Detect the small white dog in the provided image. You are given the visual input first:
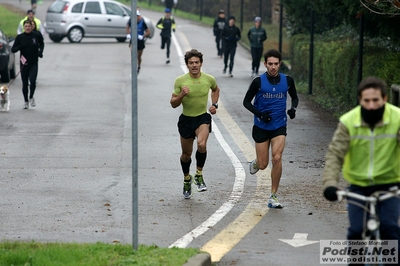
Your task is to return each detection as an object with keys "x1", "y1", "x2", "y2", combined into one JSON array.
[{"x1": 0, "y1": 85, "x2": 10, "y2": 112}]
